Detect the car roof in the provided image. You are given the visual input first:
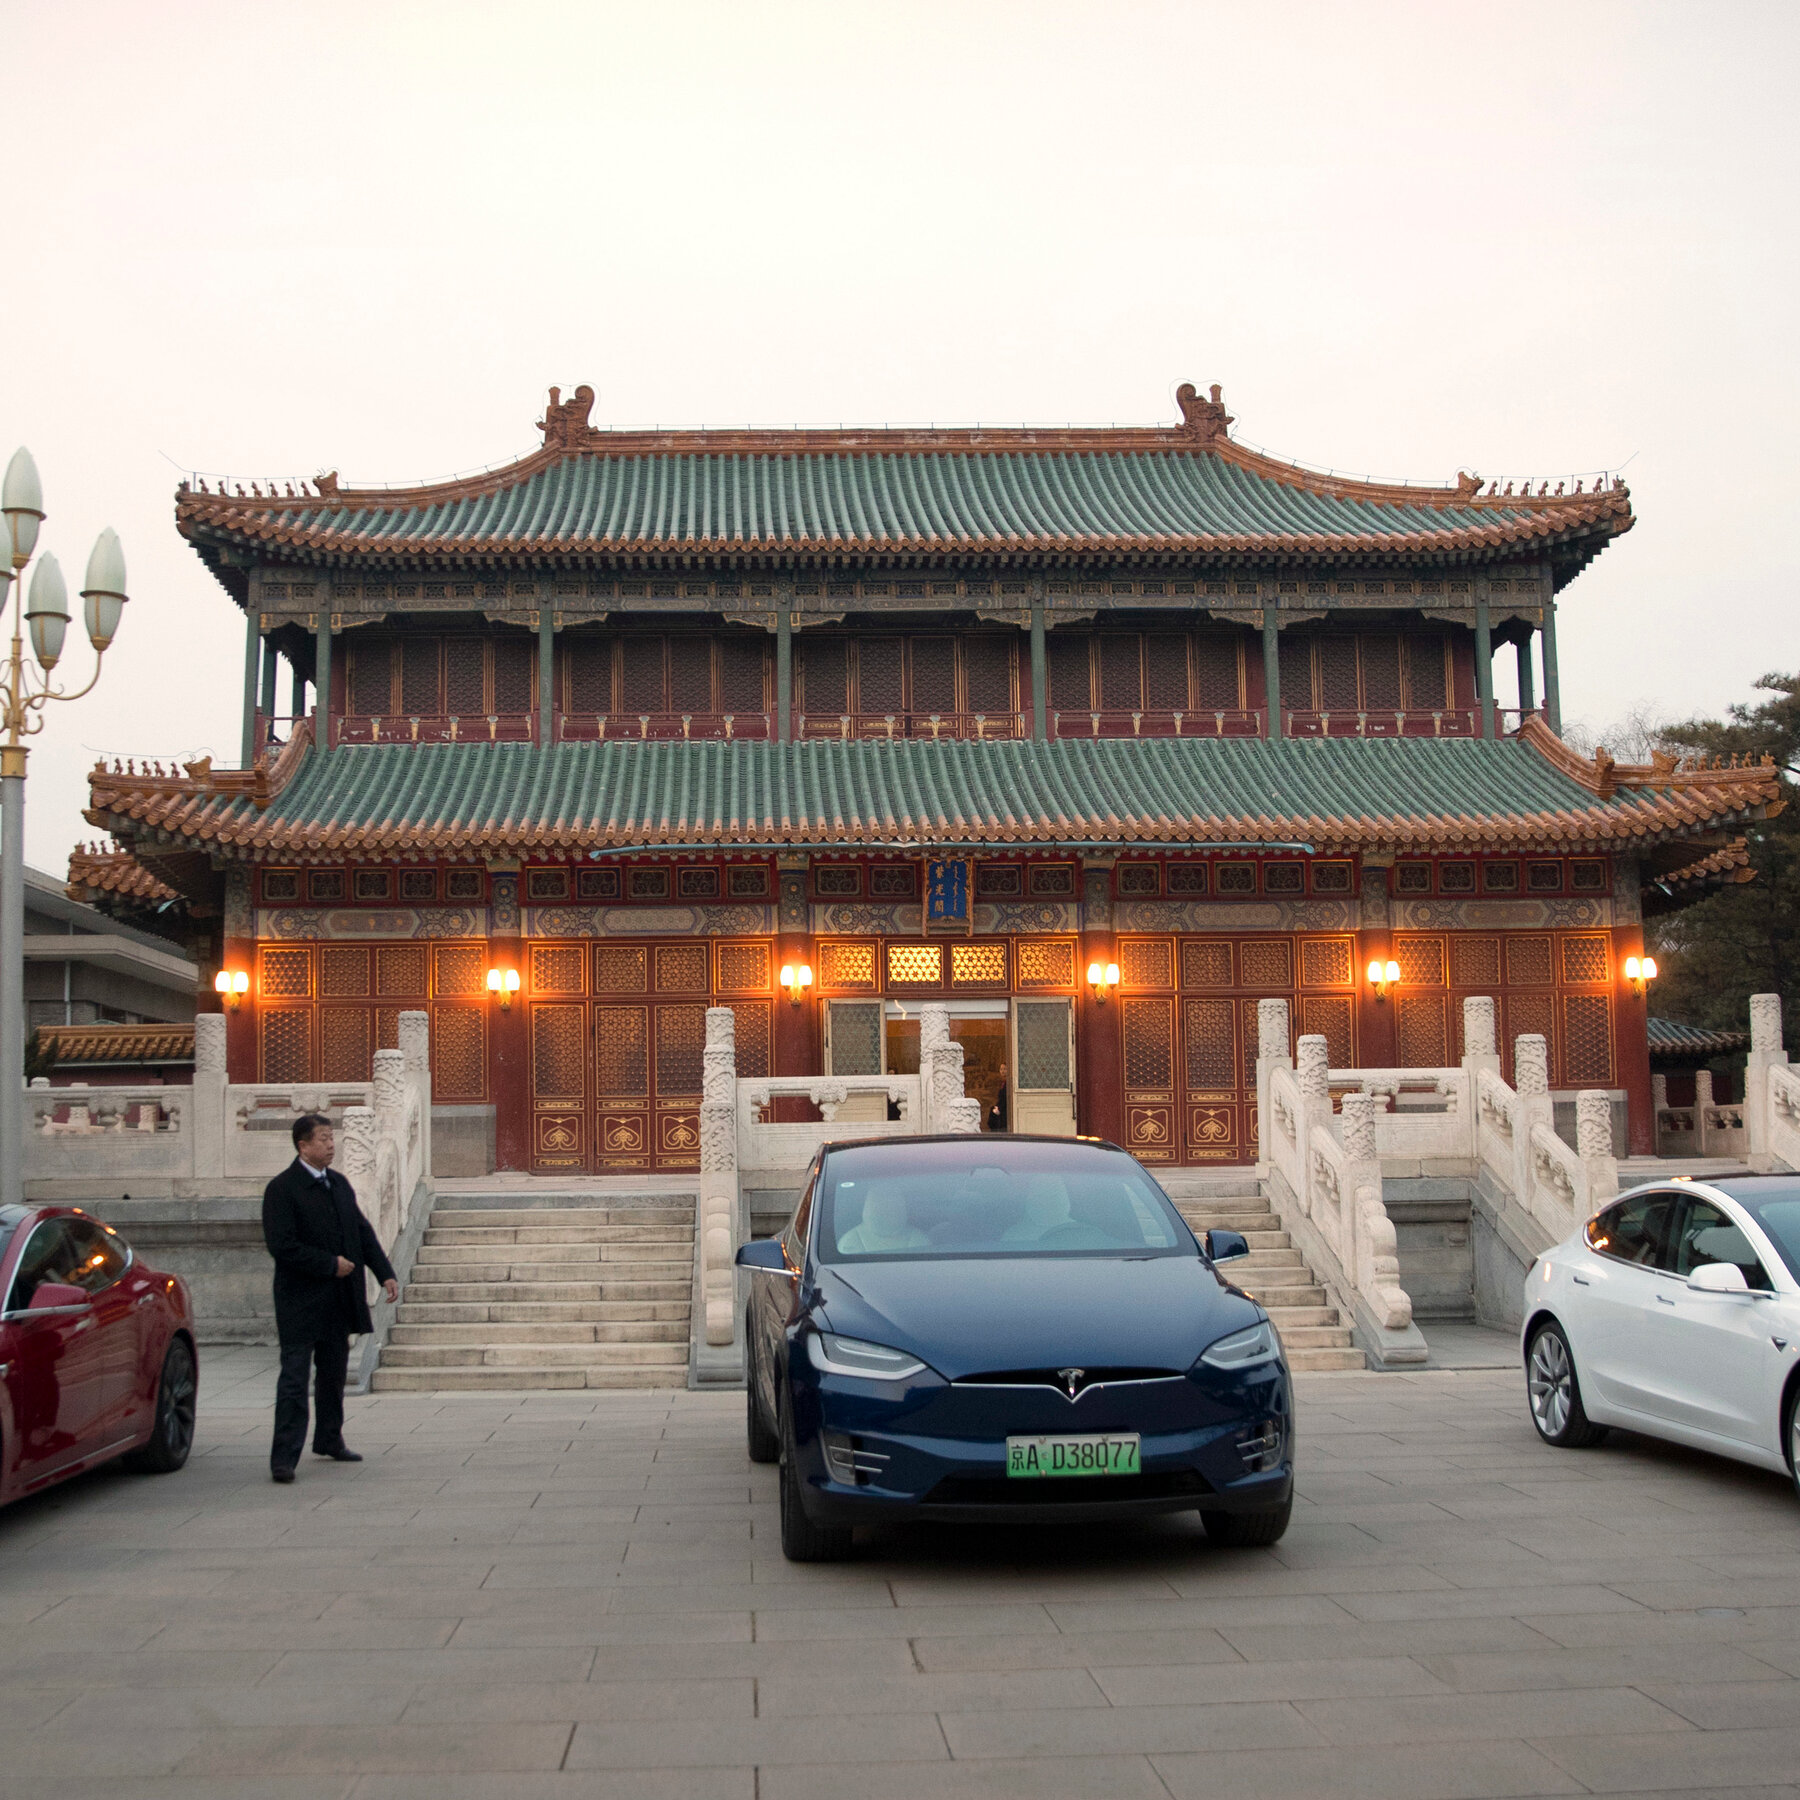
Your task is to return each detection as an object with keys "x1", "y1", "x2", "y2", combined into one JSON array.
[{"x1": 820, "y1": 1133, "x2": 1128, "y2": 1155}]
